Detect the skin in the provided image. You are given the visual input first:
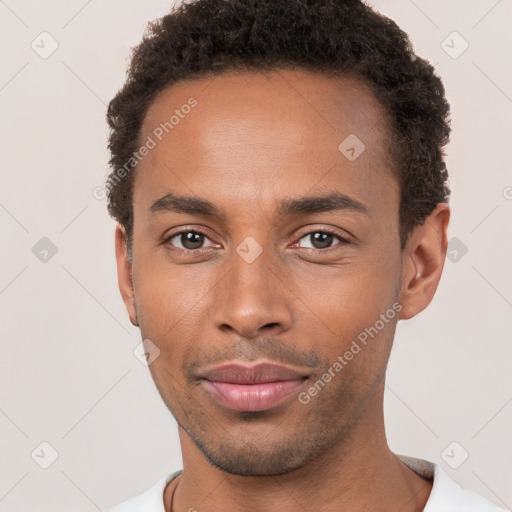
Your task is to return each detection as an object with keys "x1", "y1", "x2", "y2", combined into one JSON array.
[{"x1": 114, "y1": 69, "x2": 450, "y2": 512}]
